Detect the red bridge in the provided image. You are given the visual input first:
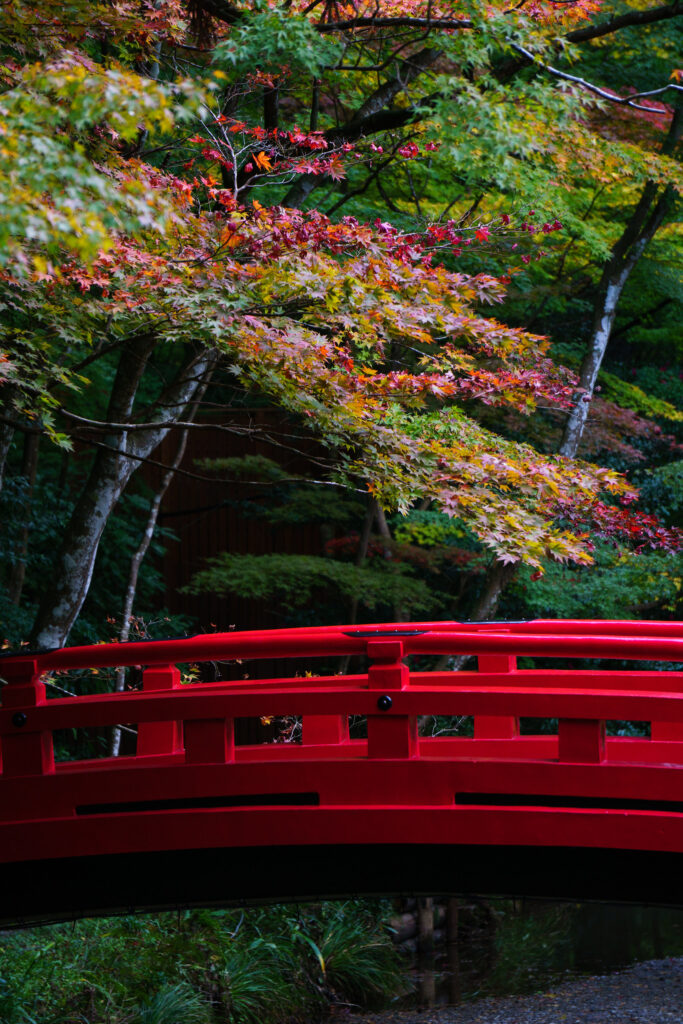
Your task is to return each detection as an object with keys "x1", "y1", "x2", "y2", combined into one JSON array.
[{"x1": 1, "y1": 618, "x2": 683, "y2": 926}]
